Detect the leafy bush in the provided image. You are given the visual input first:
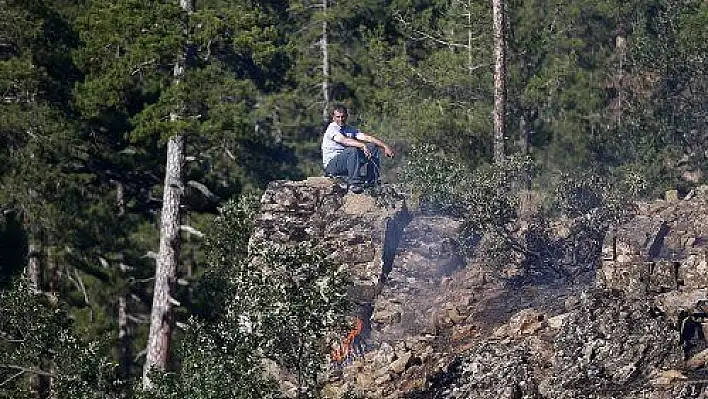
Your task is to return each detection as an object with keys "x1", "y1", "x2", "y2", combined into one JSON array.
[
  {"x1": 399, "y1": 143, "x2": 471, "y2": 215},
  {"x1": 458, "y1": 156, "x2": 534, "y2": 237},
  {"x1": 401, "y1": 146, "x2": 638, "y2": 278},
  {"x1": 0, "y1": 280, "x2": 120, "y2": 399},
  {"x1": 140, "y1": 196, "x2": 350, "y2": 399},
  {"x1": 254, "y1": 243, "x2": 350, "y2": 398}
]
